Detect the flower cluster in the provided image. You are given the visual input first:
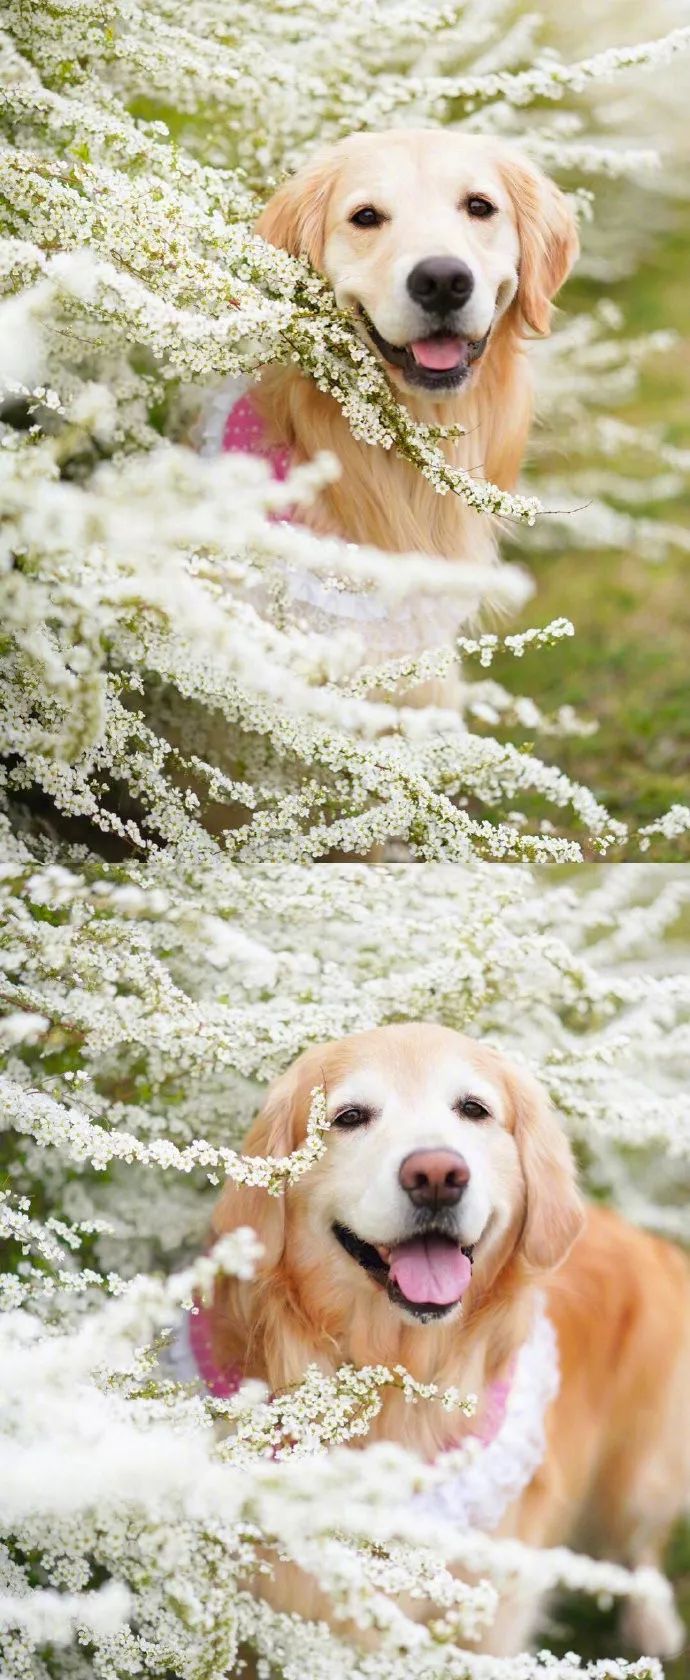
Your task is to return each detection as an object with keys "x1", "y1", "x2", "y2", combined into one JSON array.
[
  {"x1": 2, "y1": 851, "x2": 689, "y2": 1677},
  {"x1": 1, "y1": 0, "x2": 690, "y2": 1674},
  {"x1": 1, "y1": 1, "x2": 690, "y2": 860}
]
